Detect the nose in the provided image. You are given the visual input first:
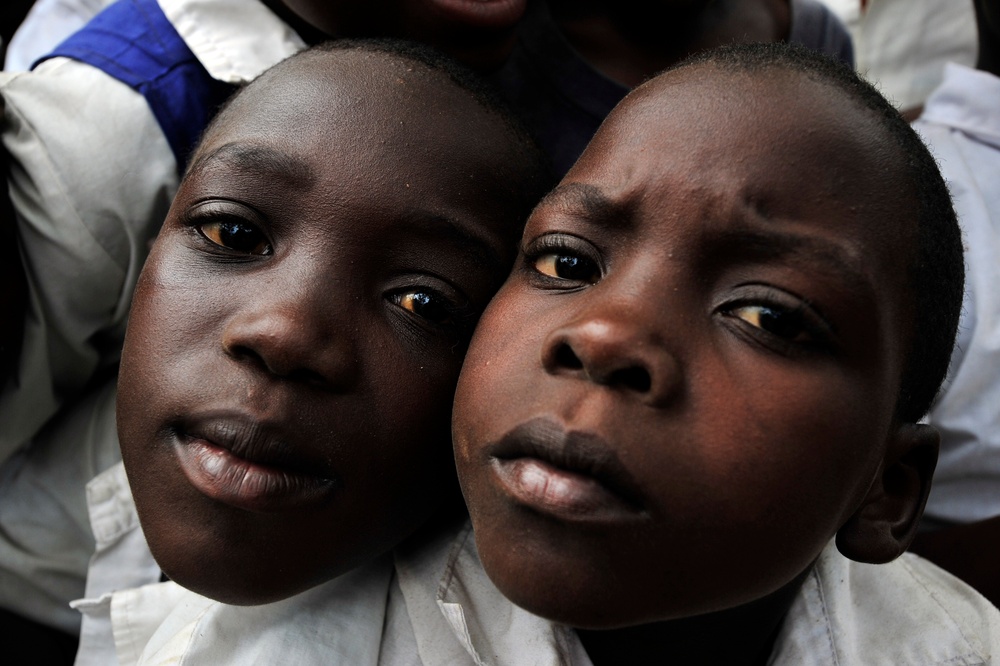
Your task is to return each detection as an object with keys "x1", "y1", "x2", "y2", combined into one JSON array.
[
  {"x1": 221, "y1": 289, "x2": 359, "y2": 390},
  {"x1": 542, "y1": 314, "x2": 680, "y2": 407}
]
